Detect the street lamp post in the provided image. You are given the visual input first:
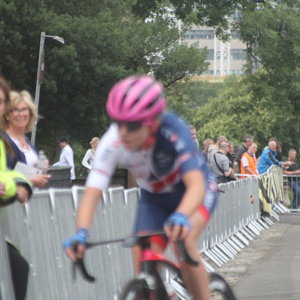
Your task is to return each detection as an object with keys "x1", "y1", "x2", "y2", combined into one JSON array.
[{"x1": 31, "y1": 32, "x2": 64, "y2": 146}]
